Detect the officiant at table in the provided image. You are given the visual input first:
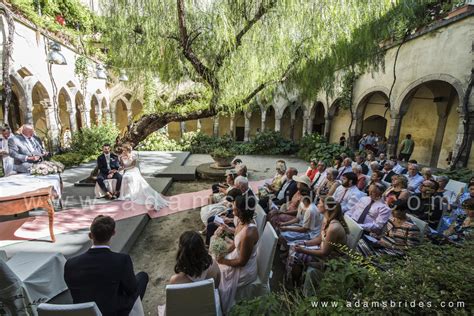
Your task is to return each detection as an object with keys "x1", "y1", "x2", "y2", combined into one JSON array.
[{"x1": 8, "y1": 124, "x2": 49, "y2": 174}]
